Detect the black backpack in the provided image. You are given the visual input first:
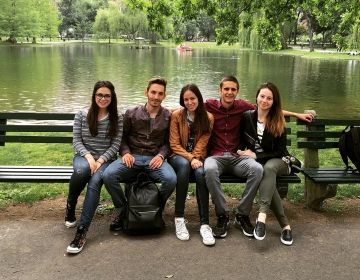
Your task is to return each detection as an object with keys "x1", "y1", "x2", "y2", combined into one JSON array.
[
  {"x1": 339, "y1": 126, "x2": 360, "y2": 172},
  {"x1": 122, "y1": 173, "x2": 164, "y2": 235}
]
